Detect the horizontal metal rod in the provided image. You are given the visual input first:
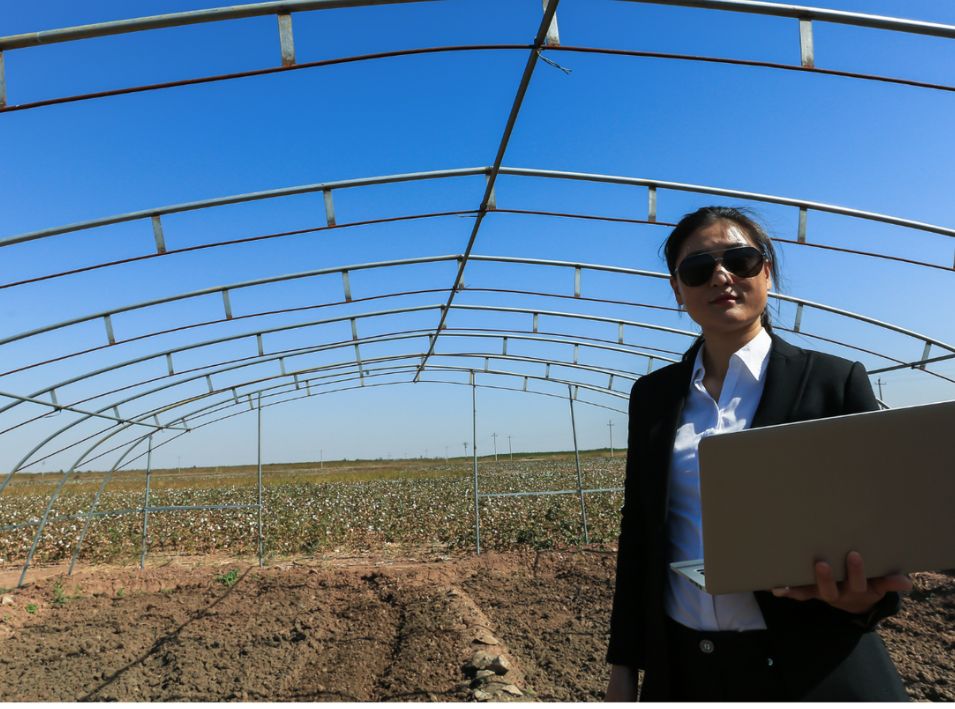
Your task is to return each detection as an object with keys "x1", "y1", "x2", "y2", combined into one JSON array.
[
  {"x1": 615, "y1": 0, "x2": 955, "y2": 39},
  {"x1": 478, "y1": 486, "x2": 624, "y2": 499},
  {"x1": 0, "y1": 0, "x2": 436, "y2": 50}
]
